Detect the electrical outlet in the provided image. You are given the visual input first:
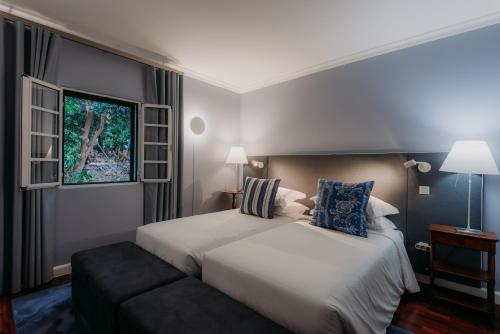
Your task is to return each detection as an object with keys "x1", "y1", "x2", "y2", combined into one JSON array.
[
  {"x1": 415, "y1": 241, "x2": 431, "y2": 252},
  {"x1": 419, "y1": 186, "x2": 430, "y2": 195}
]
